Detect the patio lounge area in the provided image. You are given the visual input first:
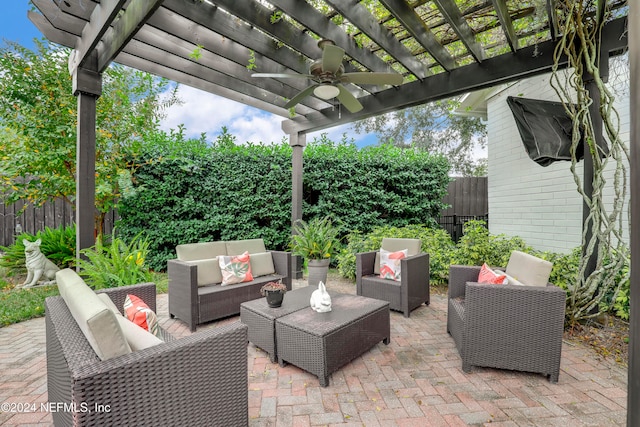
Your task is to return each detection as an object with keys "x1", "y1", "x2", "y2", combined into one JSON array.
[{"x1": 0, "y1": 277, "x2": 627, "y2": 427}]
